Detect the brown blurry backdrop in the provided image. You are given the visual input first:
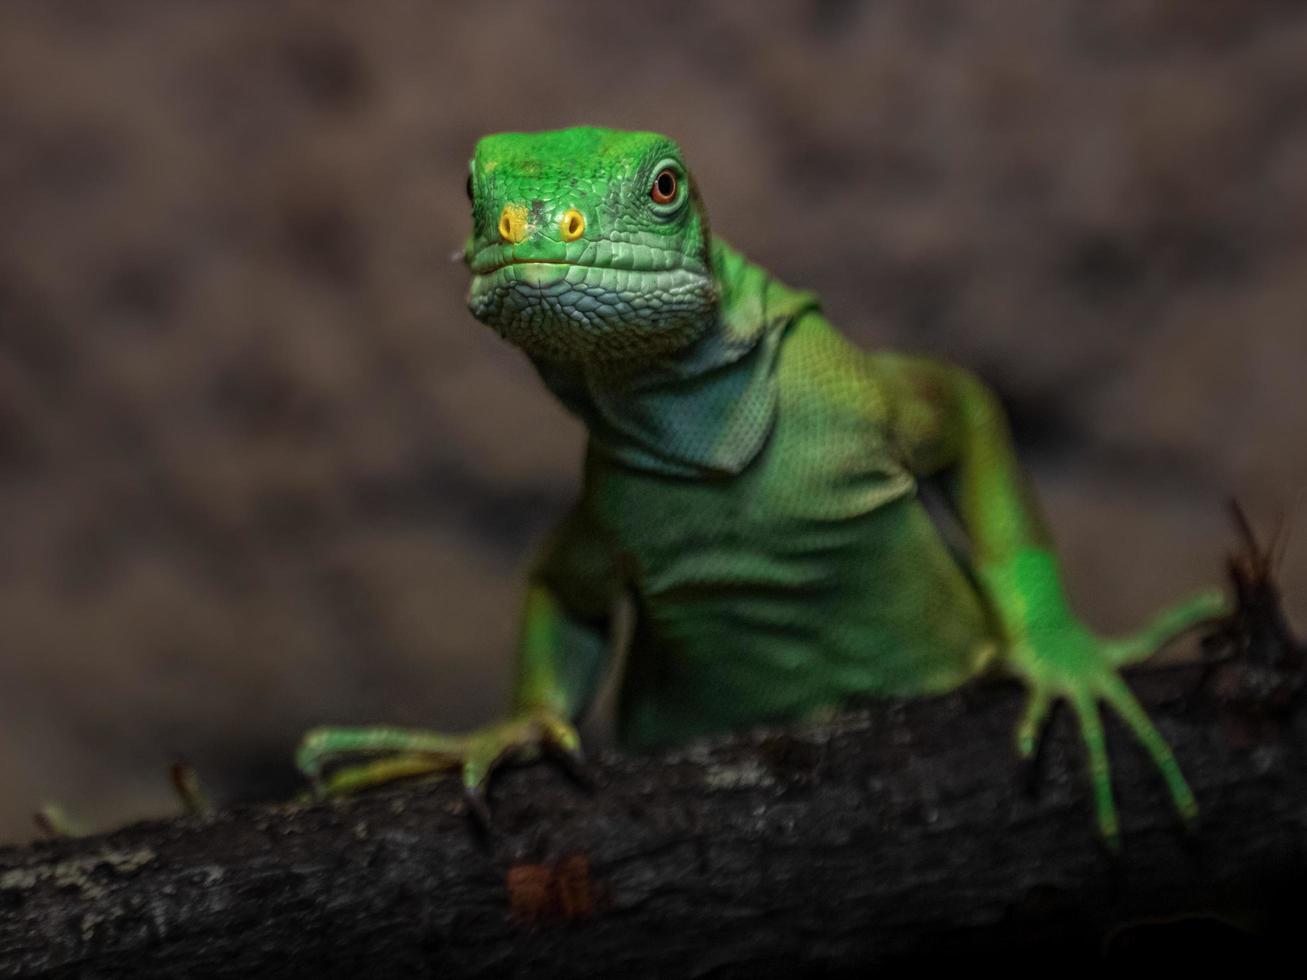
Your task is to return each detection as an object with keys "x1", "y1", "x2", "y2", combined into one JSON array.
[{"x1": 0, "y1": 0, "x2": 1304, "y2": 843}]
